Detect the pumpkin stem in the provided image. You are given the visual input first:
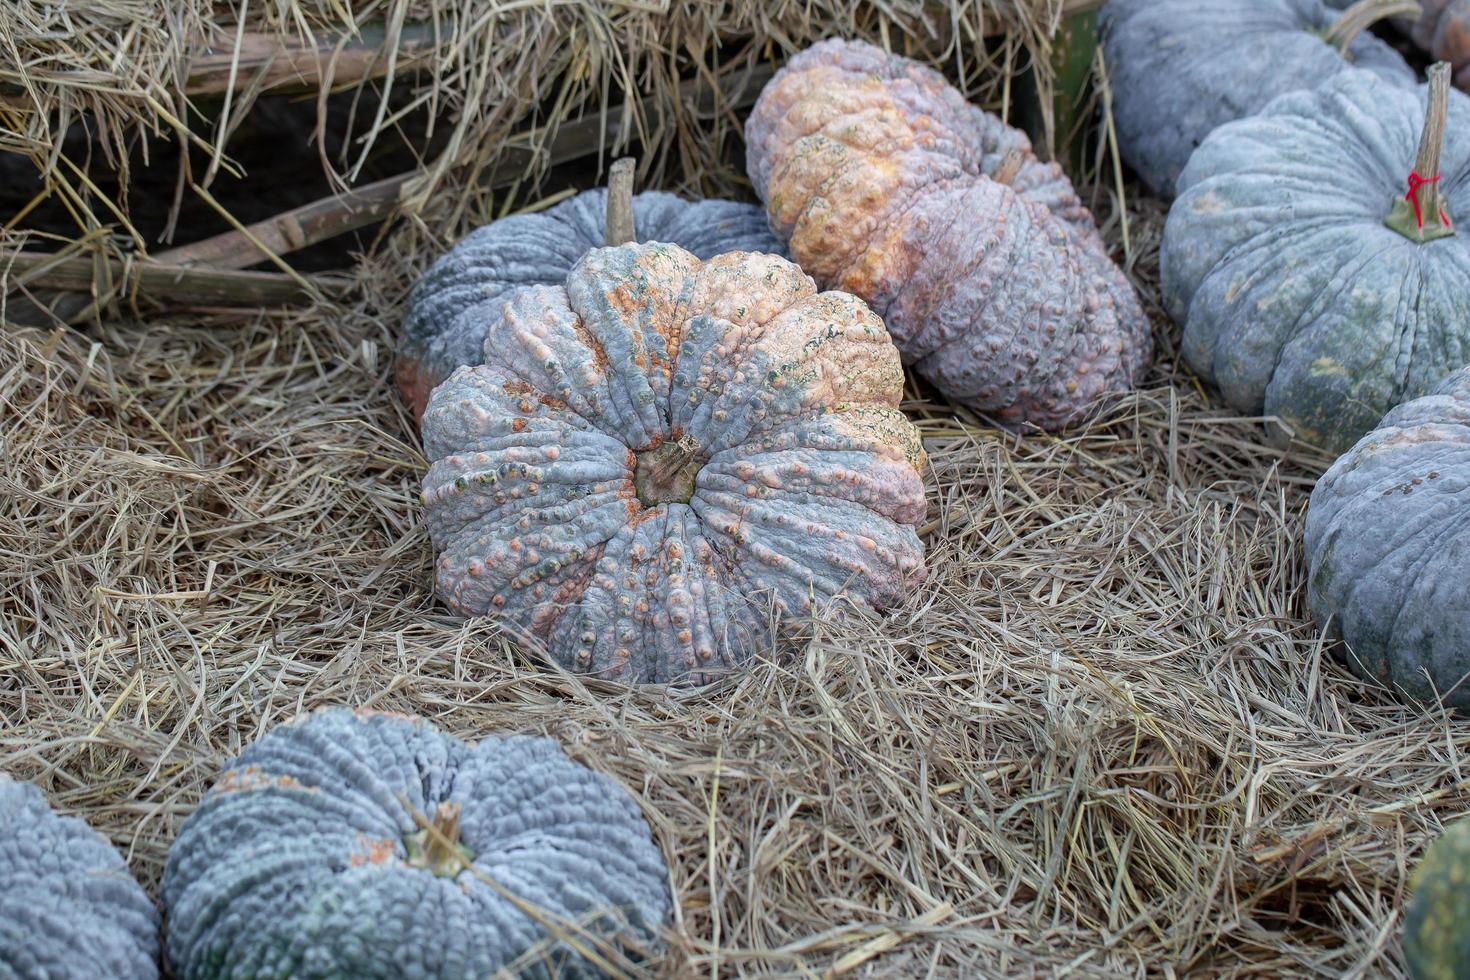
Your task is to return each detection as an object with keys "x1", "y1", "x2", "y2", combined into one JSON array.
[
  {"x1": 1386, "y1": 62, "x2": 1456, "y2": 243},
  {"x1": 634, "y1": 433, "x2": 703, "y2": 506},
  {"x1": 605, "y1": 156, "x2": 637, "y2": 246},
  {"x1": 1322, "y1": 0, "x2": 1422, "y2": 54},
  {"x1": 404, "y1": 801, "x2": 475, "y2": 879}
]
